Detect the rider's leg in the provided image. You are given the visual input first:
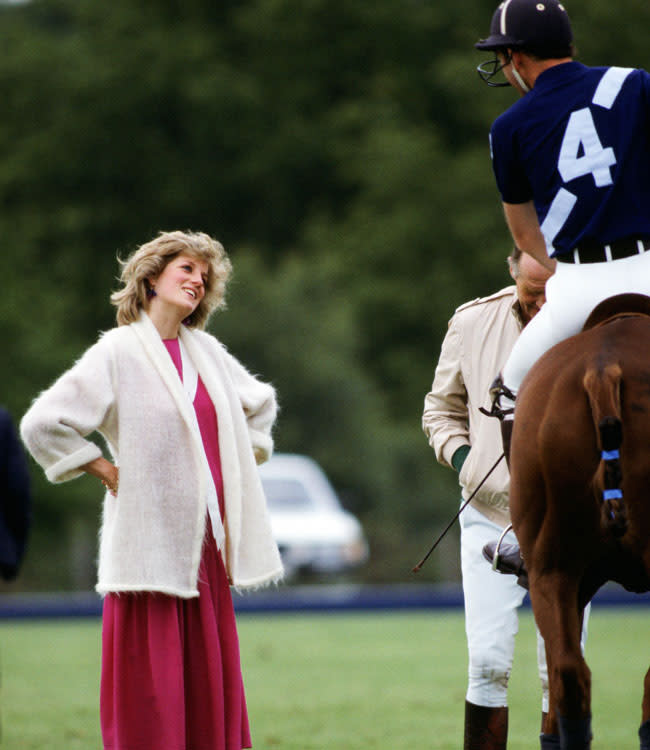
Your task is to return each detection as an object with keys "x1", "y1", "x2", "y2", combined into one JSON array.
[
  {"x1": 483, "y1": 303, "x2": 558, "y2": 585},
  {"x1": 487, "y1": 266, "x2": 592, "y2": 585},
  {"x1": 500, "y1": 298, "x2": 561, "y2": 413}
]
